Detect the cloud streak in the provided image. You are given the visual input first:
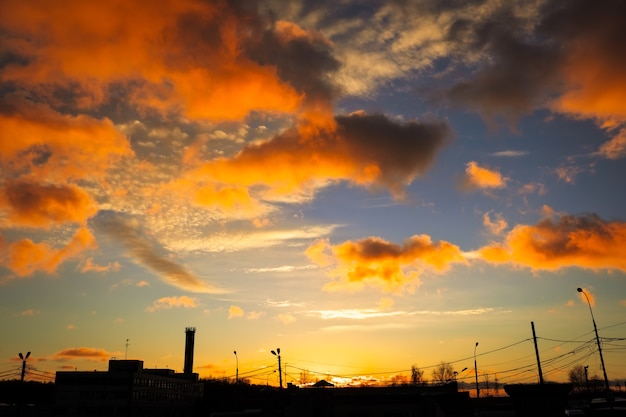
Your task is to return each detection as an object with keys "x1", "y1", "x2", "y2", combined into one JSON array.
[
  {"x1": 95, "y1": 214, "x2": 226, "y2": 293},
  {"x1": 52, "y1": 347, "x2": 116, "y2": 362}
]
